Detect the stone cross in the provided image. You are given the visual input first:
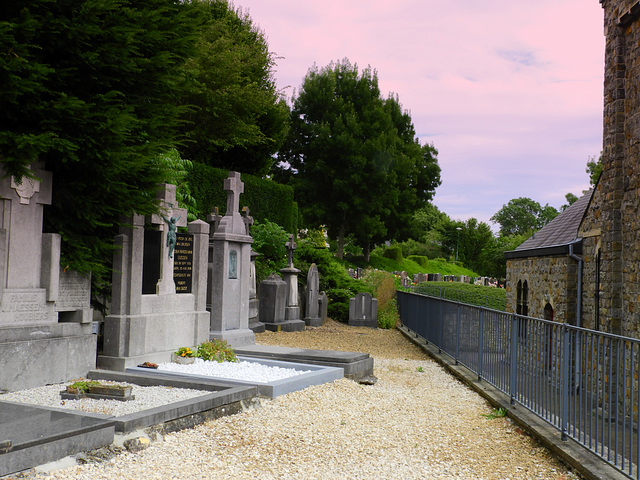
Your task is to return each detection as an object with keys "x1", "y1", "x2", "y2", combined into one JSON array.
[
  {"x1": 207, "y1": 207, "x2": 222, "y2": 234},
  {"x1": 224, "y1": 171, "x2": 244, "y2": 216},
  {"x1": 241, "y1": 206, "x2": 254, "y2": 236},
  {"x1": 285, "y1": 234, "x2": 297, "y2": 268}
]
